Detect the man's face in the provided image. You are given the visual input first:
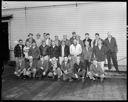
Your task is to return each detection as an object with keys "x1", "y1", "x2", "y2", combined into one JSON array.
[
  {"x1": 42, "y1": 41, "x2": 46, "y2": 46},
  {"x1": 62, "y1": 41, "x2": 65, "y2": 46},
  {"x1": 64, "y1": 57, "x2": 68, "y2": 62},
  {"x1": 73, "y1": 39, "x2": 77, "y2": 45},
  {"x1": 52, "y1": 41, "x2": 55, "y2": 46},
  {"x1": 72, "y1": 32, "x2": 76, "y2": 37},
  {"x1": 47, "y1": 35, "x2": 50, "y2": 39},
  {"x1": 26, "y1": 41, "x2": 30, "y2": 46},
  {"x1": 29, "y1": 35, "x2": 33, "y2": 38},
  {"x1": 55, "y1": 36, "x2": 58, "y2": 40},
  {"x1": 36, "y1": 35, "x2": 40, "y2": 39},
  {"x1": 95, "y1": 35, "x2": 99, "y2": 39},
  {"x1": 63, "y1": 35, "x2": 67, "y2": 40},
  {"x1": 107, "y1": 33, "x2": 111, "y2": 38},
  {"x1": 19, "y1": 41, "x2": 23, "y2": 45},
  {"x1": 32, "y1": 42, "x2": 36, "y2": 46},
  {"x1": 85, "y1": 35, "x2": 89, "y2": 39}
]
